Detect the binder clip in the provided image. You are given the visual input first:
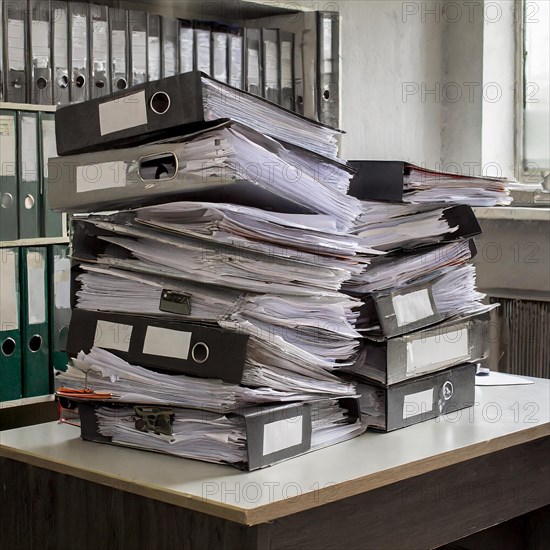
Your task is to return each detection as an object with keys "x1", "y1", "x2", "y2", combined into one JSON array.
[{"x1": 133, "y1": 406, "x2": 175, "y2": 436}]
